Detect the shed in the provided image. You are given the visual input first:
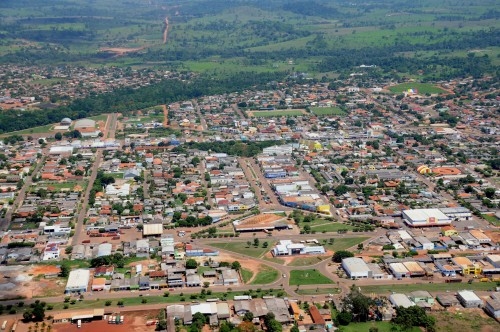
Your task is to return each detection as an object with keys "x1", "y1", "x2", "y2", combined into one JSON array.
[
  {"x1": 485, "y1": 297, "x2": 500, "y2": 318},
  {"x1": 216, "y1": 302, "x2": 230, "y2": 319}
]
